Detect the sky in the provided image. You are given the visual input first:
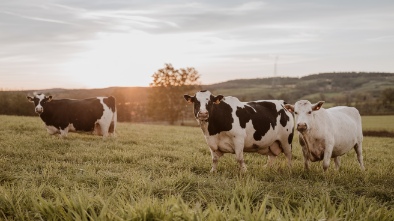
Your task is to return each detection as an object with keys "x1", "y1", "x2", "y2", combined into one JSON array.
[{"x1": 1, "y1": 0, "x2": 394, "y2": 90}]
